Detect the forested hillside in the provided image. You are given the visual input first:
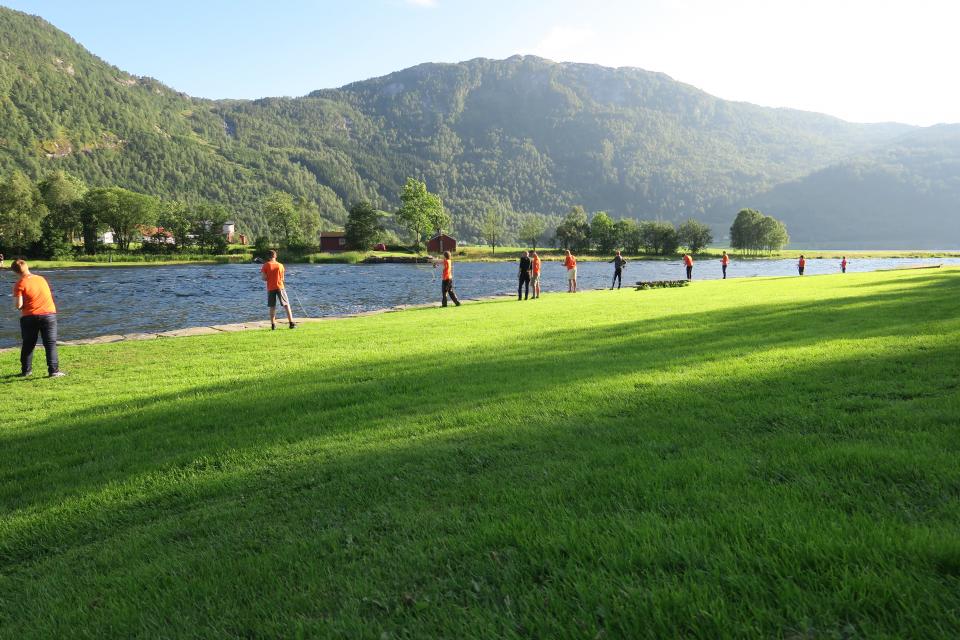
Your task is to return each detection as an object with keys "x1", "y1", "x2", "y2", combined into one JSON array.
[{"x1": 4, "y1": 5, "x2": 956, "y2": 246}]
